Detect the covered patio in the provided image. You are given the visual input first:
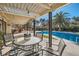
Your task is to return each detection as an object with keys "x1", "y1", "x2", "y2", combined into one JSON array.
[{"x1": 0, "y1": 3, "x2": 76, "y2": 56}]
